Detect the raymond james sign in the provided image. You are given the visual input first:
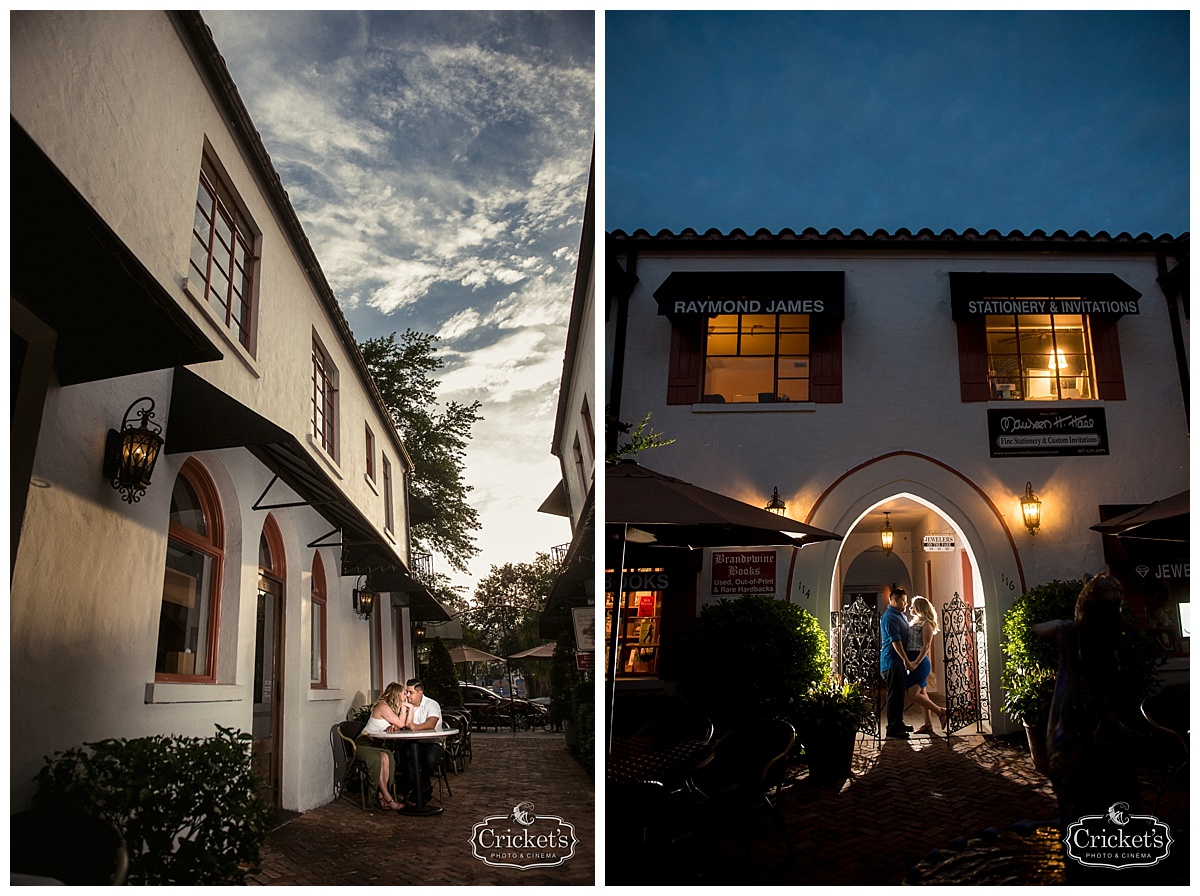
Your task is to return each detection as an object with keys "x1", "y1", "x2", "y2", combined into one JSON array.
[{"x1": 988, "y1": 408, "x2": 1109, "y2": 458}]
